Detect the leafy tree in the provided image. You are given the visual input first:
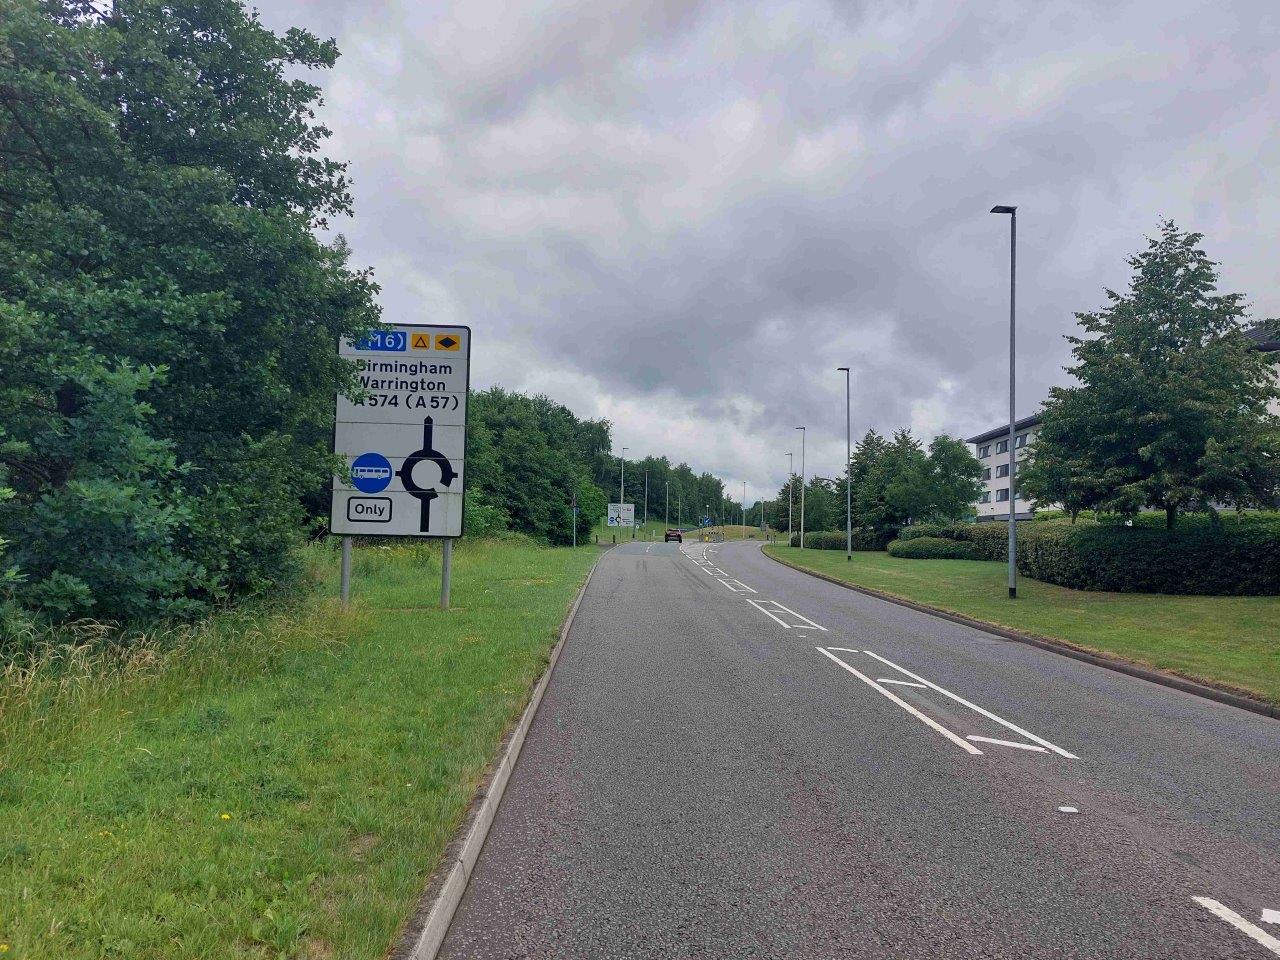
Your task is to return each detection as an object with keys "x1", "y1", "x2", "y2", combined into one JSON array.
[
  {"x1": 886, "y1": 436, "x2": 983, "y2": 523},
  {"x1": 1019, "y1": 221, "x2": 1280, "y2": 528},
  {"x1": 0, "y1": 0, "x2": 378, "y2": 621}
]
